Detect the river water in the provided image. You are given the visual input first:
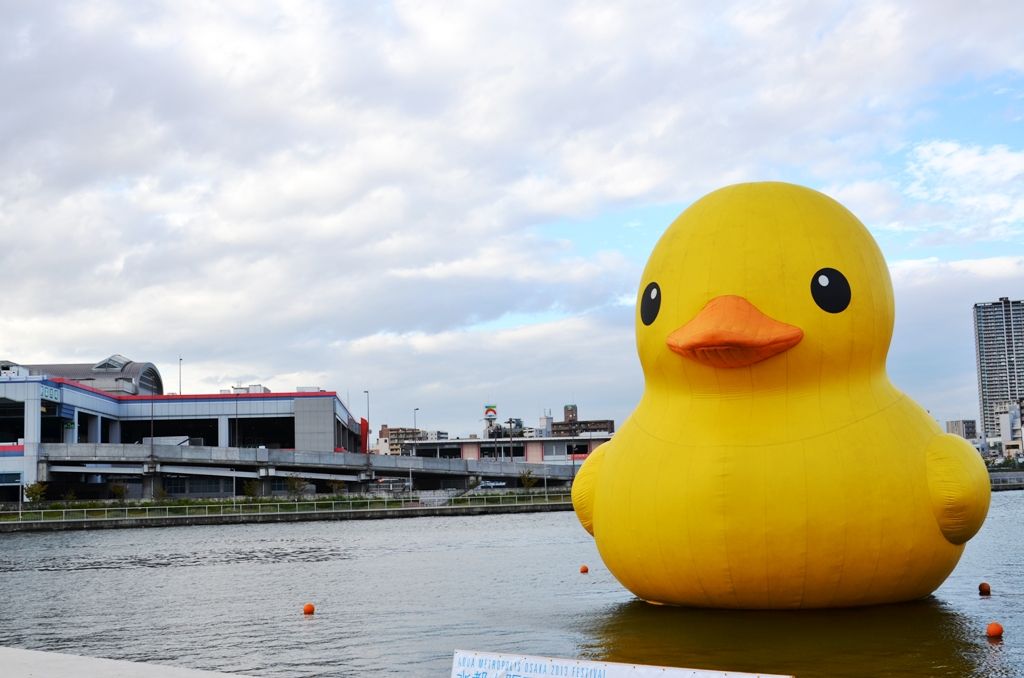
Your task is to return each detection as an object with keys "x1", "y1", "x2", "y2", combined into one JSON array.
[{"x1": 1, "y1": 493, "x2": 1022, "y2": 677}]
